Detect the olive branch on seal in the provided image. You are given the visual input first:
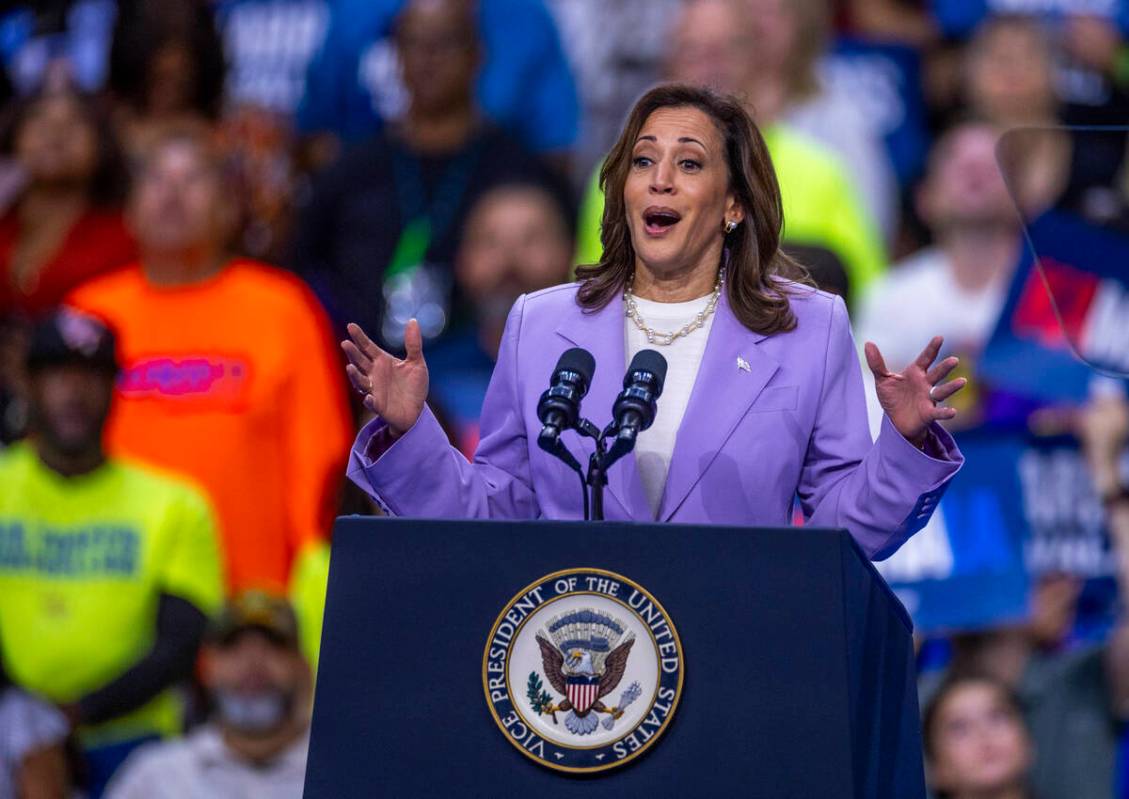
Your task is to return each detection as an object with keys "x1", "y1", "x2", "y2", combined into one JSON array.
[{"x1": 526, "y1": 671, "x2": 553, "y2": 714}]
